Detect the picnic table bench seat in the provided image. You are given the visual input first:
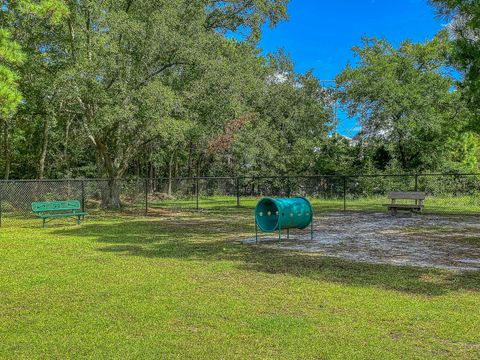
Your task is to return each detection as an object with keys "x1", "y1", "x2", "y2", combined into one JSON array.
[
  {"x1": 32, "y1": 200, "x2": 87, "y2": 227},
  {"x1": 384, "y1": 192, "x2": 426, "y2": 215}
]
